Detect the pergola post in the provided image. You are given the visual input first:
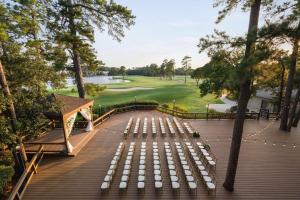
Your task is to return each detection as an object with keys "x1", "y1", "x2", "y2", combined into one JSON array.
[{"x1": 62, "y1": 116, "x2": 71, "y2": 153}]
